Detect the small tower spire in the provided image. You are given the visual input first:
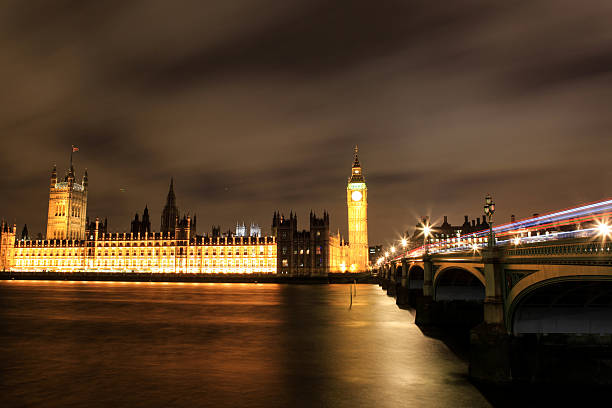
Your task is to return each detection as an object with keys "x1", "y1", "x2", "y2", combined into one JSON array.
[
  {"x1": 50, "y1": 164, "x2": 57, "y2": 188},
  {"x1": 349, "y1": 145, "x2": 364, "y2": 182},
  {"x1": 83, "y1": 168, "x2": 88, "y2": 190},
  {"x1": 166, "y1": 178, "x2": 176, "y2": 206}
]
